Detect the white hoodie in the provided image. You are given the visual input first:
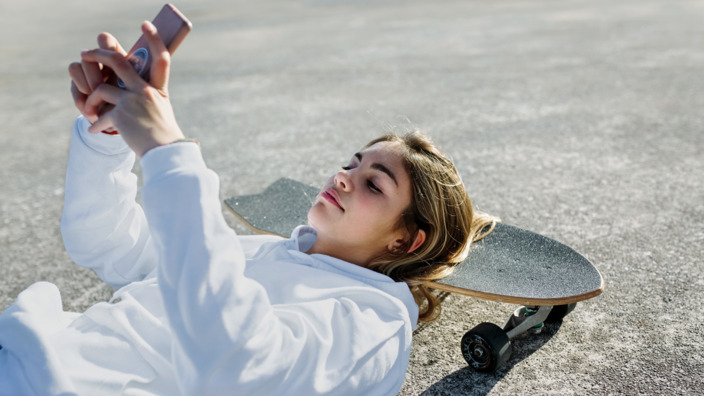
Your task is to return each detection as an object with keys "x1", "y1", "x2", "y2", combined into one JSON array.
[{"x1": 0, "y1": 117, "x2": 418, "y2": 396}]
